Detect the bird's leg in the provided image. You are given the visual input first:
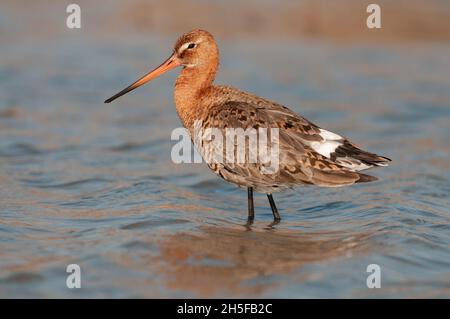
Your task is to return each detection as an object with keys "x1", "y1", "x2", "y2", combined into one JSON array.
[
  {"x1": 267, "y1": 193, "x2": 281, "y2": 221},
  {"x1": 247, "y1": 187, "x2": 255, "y2": 223}
]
